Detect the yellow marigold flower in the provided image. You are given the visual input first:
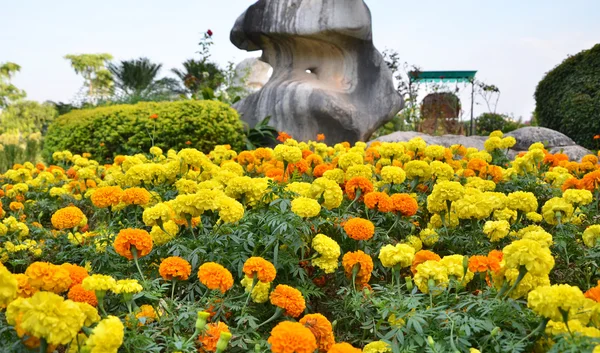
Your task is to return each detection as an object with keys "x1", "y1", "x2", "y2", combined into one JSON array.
[
  {"x1": 25, "y1": 262, "x2": 72, "y2": 293},
  {"x1": 379, "y1": 243, "x2": 415, "y2": 268},
  {"x1": 268, "y1": 321, "x2": 317, "y2": 353},
  {"x1": 503, "y1": 239, "x2": 554, "y2": 276},
  {"x1": 51, "y1": 206, "x2": 86, "y2": 230},
  {"x1": 286, "y1": 182, "x2": 312, "y2": 197},
  {"x1": 150, "y1": 220, "x2": 179, "y2": 246},
  {"x1": 583, "y1": 225, "x2": 600, "y2": 247},
  {"x1": 338, "y1": 152, "x2": 364, "y2": 170},
  {"x1": 323, "y1": 168, "x2": 346, "y2": 184},
  {"x1": 526, "y1": 212, "x2": 543, "y2": 223},
  {"x1": 430, "y1": 161, "x2": 455, "y2": 181},
  {"x1": 484, "y1": 136, "x2": 502, "y2": 152},
  {"x1": 546, "y1": 319, "x2": 600, "y2": 338},
  {"x1": 420, "y1": 228, "x2": 439, "y2": 247},
  {"x1": 82, "y1": 315, "x2": 124, "y2": 353},
  {"x1": 440, "y1": 254, "x2": 473, "y2": 285},
  {"x1": 542, "y1": 197, "x2": 574, "y2": 225},
  {"x1": 312, "y1": 234, "x2": 341, "y2": 274},
  {"x1": 243, "y1": 257, "x2": 277, "y2": 283},
  {"x1": 291, "y1": 197, "x2": 321, "y2": 218},
  {"x1": 122, "y1": 187, "x2": 151, "y2": 206},
  {"x1": 506, "y1": 191, "x2": 538, "y2": 213},
  {"x1": 142, "y1": 202, "x2": 174, "y2": 227},
  {"x1": 76, "y1": 302, "x2": 101, "y2": 326},
  {"x1": 113, "y1": 279, "x2": 143, "y2": 294},
  {"x1": 0, "y1": 263, "x2": 18, "y2": 307},
  {"x1": 198, "y1": 262, "x2": 234, "y2": 293},
  {"x1": 404, "y1": 160, "x2": 432, "y2": 180},
  {"x1": 407, "y1": 137, "x2": 427, "y2": 152},
  {"x1": 273, "y1": 144, "x2": 302, "y2": 163},
  {"x1": 91, "y1": 186, "x2": 124, "y2": 208},
  {"x1": 483, "y1": 220, "x2": 511, "y2": 242},
  {"x1": 82, "y1": 274, "x2": 117, "y2": 292},
  {"x1": 405, "y1": 235, "x2": 423, "y2": 251},
  {"x1": 344, "y1": 217, "x2": 375, "y2": 241},
  {"x1": 309, "y1": 177, "x2": 343, "y2": 210},
  {"x1": 216, "y1": 196, "x2": 245, "y2": 223},
  {"x1": 563, "y1": 189, "x2": 593, "y2": 206},
  {"x1": 269, "y1": 284, "x2": 306, "y2": 318},
  {"x1": 380, "y1": 166, "x2": 406, "y2": 184},
  {"x1": 6, "y1": 291, "x2": 86, "y2": 345},
  {"x1": 240, "y1": 276, "x2": 271, "y2": 303},
  {"x1": 527, "y1": 284, "x2": 588, "y2": 322},
  {"x1": 363, "y1": 341, "x2": 392, "y2": 353},
  {"x1": 345, "y1": 164, "x2": 373, "y2": 181},
  {"x1": 414, "y1": 260, "x2": 448, "y2": 295}
]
